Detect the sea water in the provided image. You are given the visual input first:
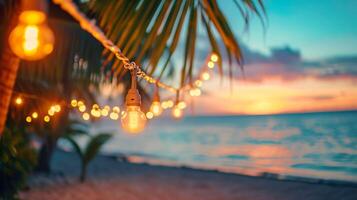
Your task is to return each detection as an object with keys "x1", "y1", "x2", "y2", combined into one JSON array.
[{"x1": 73, "y1": 111, "x2": 357, "y2": 182}]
